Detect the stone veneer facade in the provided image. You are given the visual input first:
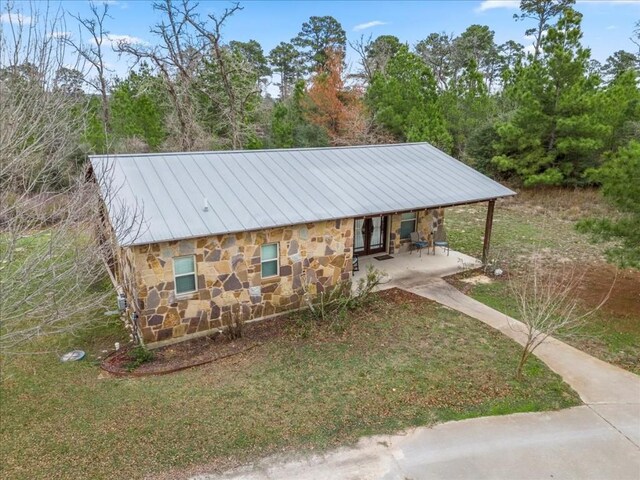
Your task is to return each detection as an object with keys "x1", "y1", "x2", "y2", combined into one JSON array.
[
  {"x1": 388, "y1": 208, "x2": 444, "y2": 254},
  {"x1": 122, "y1": 209, "x2": 444, "y2": 347},
  {"x1": 124, "y1": 219, "x2": 353, "y2": 346}
]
